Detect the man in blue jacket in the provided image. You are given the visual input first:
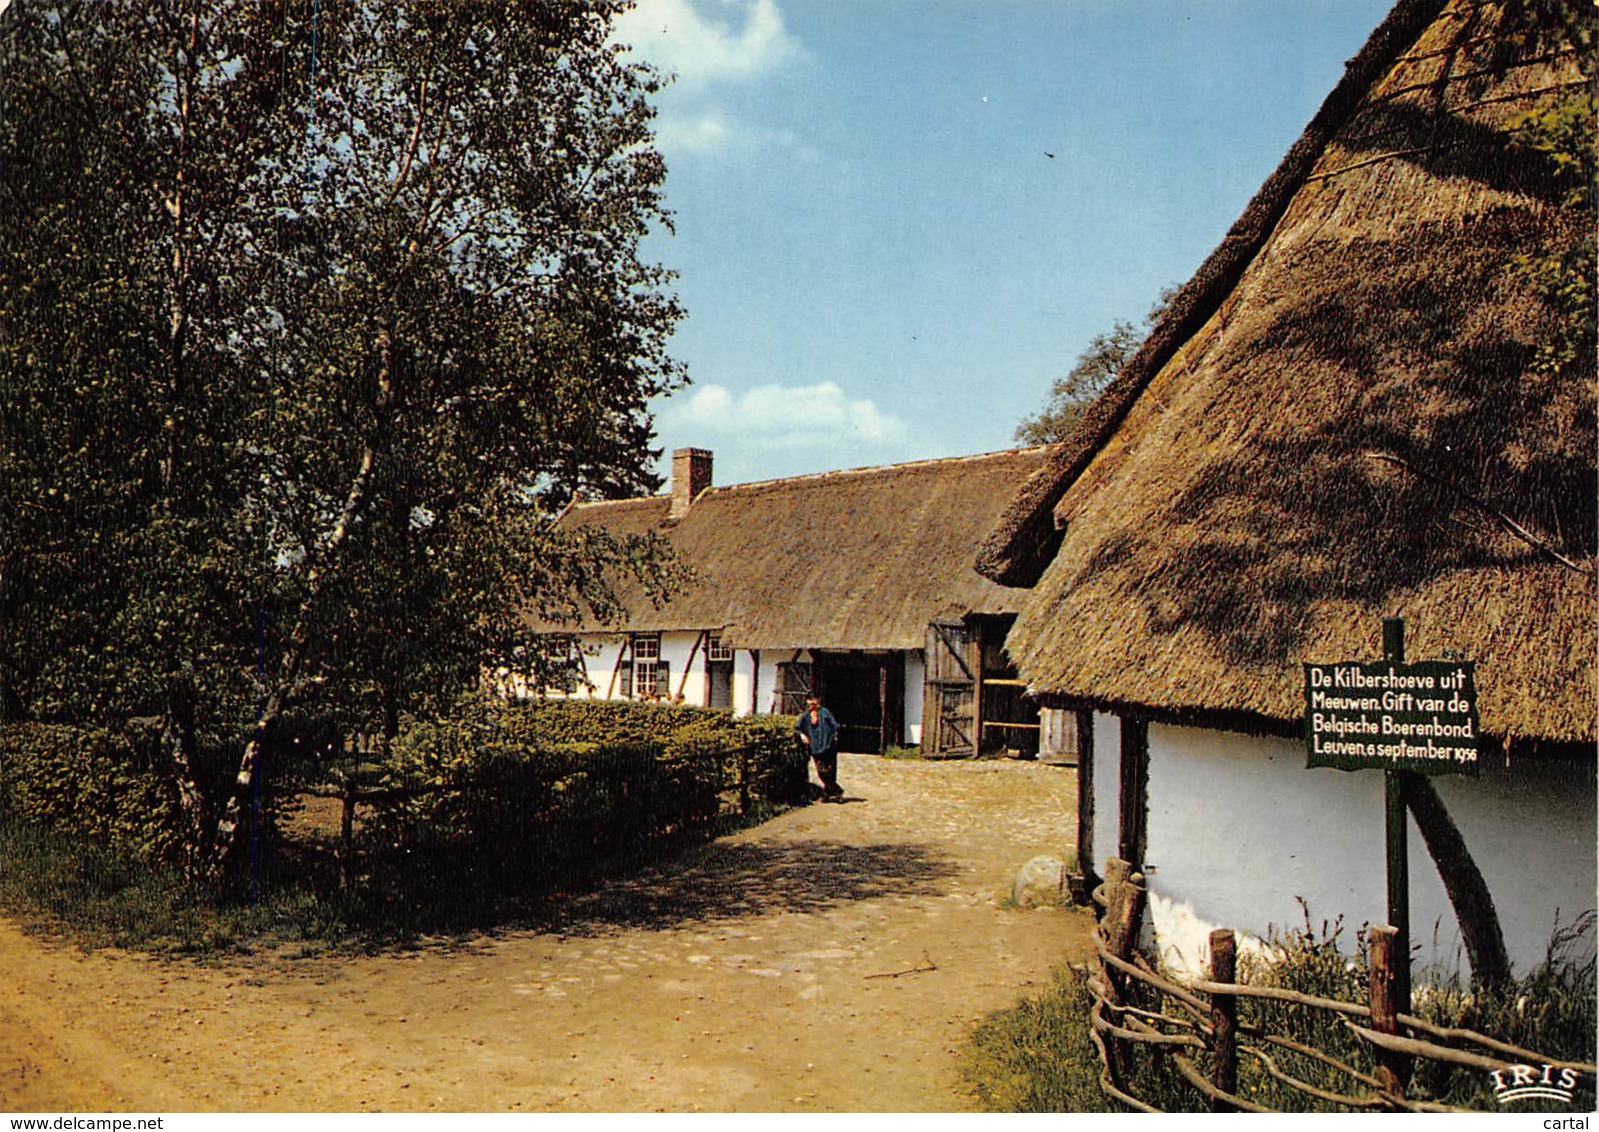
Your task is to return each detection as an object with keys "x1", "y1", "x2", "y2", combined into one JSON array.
[{"x1": 795, "y1": 694, "x2": 844, "y2": 802}]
